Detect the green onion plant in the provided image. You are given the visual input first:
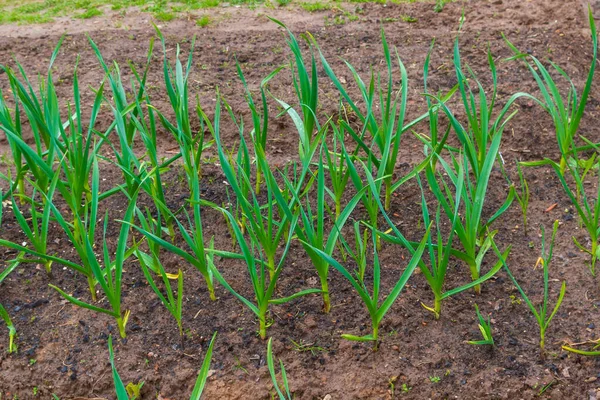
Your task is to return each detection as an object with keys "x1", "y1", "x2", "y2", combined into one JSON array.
[
  {"x1": 305, "y1": 225, "x2": 430, "y2": 351},
  {"x1": 503, "y1": 8, "x2": 598, "y2": 175},
  {"x1": 108, "y1": 332, "x2": 217, "y2": 399},
  {"x1": 0, "y1": 256, "x2": 21, "y2": 353},
  {"x1": 269, "y1": 18, "x2": 321, "y2": 168},
  {"x1": 506, "y1": 12, "x2": 600, "y2": 273},
  {"x1": 267, "y1": 338, "x2": 293, "y2": 400},
  {"x1": 49, "y1": 187, "x2": 140, "y2": 338},
  {"x1": 209, "y1": 203, "x2": 319, "y2": 339},
  {"x1": 0, "y1": 37, "x2": 66, "y2": 201},
  {"x1": 134, "y1": 208, "x2": 184, "y2": 337},
  {"x1": 417, "y1": 172, "x2": 509, "y2": 319},
  {"x1": 424, "y1": 140, "x2": 513, "y2": 294},
  {"x1": 492, "y1": 221, "x2": 565, "y2": 351},
  {"x1": 467, "y1": 304, "x2": 494, "y2": 346},
  {"x1": 210, "y1": 99, "x2": 291, "y2": 280},
  {"x1": 311, "y1": 30, "x2": 455, "y2": 211},
  {"x1": 288, "y1": 149, "x2": 366, "y2": 313}
]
